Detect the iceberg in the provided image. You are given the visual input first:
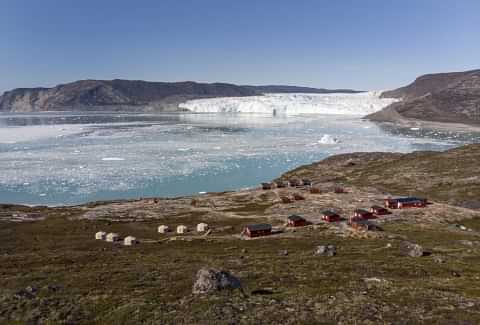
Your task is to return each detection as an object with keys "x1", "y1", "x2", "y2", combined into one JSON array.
[
  {"x1": 179, "y1": 92, "x2": 397, "y2": 116},
  {"x1": 318, "y1": 134, "x2": 340, "y2": 144}
]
